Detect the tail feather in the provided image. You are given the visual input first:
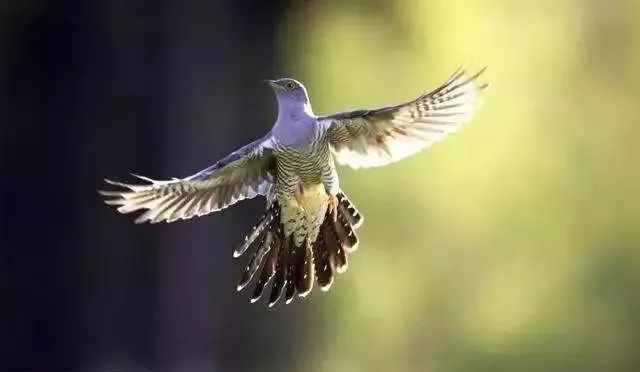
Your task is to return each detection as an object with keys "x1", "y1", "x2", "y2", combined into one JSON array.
[
  {"x1": 285, "y1": 243, "x2": 301, "y2": 304},
  {"x1": 296, "y1": 244, "x2": 315, "y2": 297},
  {"x1": 312, "y1": 225, "x2": 334, "y2": 291},
  {"x1": 237, "y1": 228, "x2": 273, "y2": 291},
  {"x1": 337, "y1": 192, "x2": 363, "y2": 229},
  {"x1": 332, "y1": 209, "x2": 359, "y2": 253},
  {"x1": 234, "y1": 205, "x2": 277, "y2": 258},
  {"x1": 236, "y1": 204, "x2": 279, "y2": 291},
  {"x1": 239, "y1": 192, "x2": 364, "y2": 306},
  {"x1": 268, "y1": 234, "x2": 290, "y2": 307},
  {"x1": 322, "y1": 218, "x2": 348, "y2": 274},
  {"x1": 250, "y1": 226, "x2": 281, "y2": 303}
]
